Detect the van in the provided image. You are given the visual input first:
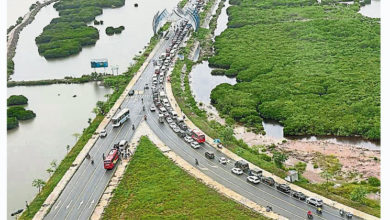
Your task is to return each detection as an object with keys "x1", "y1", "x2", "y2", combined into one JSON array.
[
  {"x1": 234, "y1": 160, "x2": 249, "y2": 172},
  {"x1": 160, "y1": 53, "x2": 166, "y2": 60},
  {"x1": 250, "y1": 167, "x2": 263, "y2": 177},
  {"x1": 160, "y1": 107, "x2": 167, "y2": 113},
  {"x1": 162, "y1": 98, "x2": 169, "y2": 106}
]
